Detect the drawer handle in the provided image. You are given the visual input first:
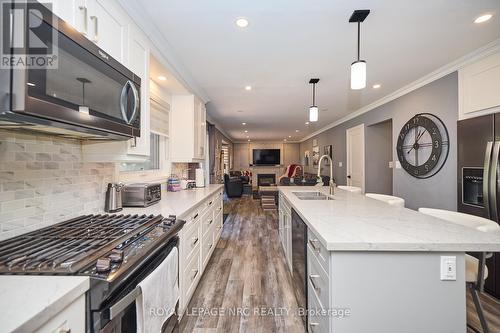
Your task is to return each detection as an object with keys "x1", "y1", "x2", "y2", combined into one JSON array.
[
  {"x1": 193, "y1": 213, "x2": 199, "y2": 220},
  {"x1": 208, "y1": 219, "x2": 213, "y2": 225},
  {"x1": 309, "y1": 322, "x2": 319, "y2": 332},
  {"x1": 191, "y1": 269, "x2": 199, "y2": 281},
  {"x1": 309, "y1": 239, "x2": 321, "y2": 252},
  {"x1": 192, "y1": 237, "x2": 199, "y2": 246},
  {"x1": 59, "y1": 329, "x2": 71, "y2": 333},
  {"x1": 309, "y1": 274, "x2": 321, "y2": 292},
  {"x1": 209, "y1": 201, "x2": 213, "y2": 206},
  {"x1": 209, "y1": 243, "x2": 213, "y2": 249}
]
